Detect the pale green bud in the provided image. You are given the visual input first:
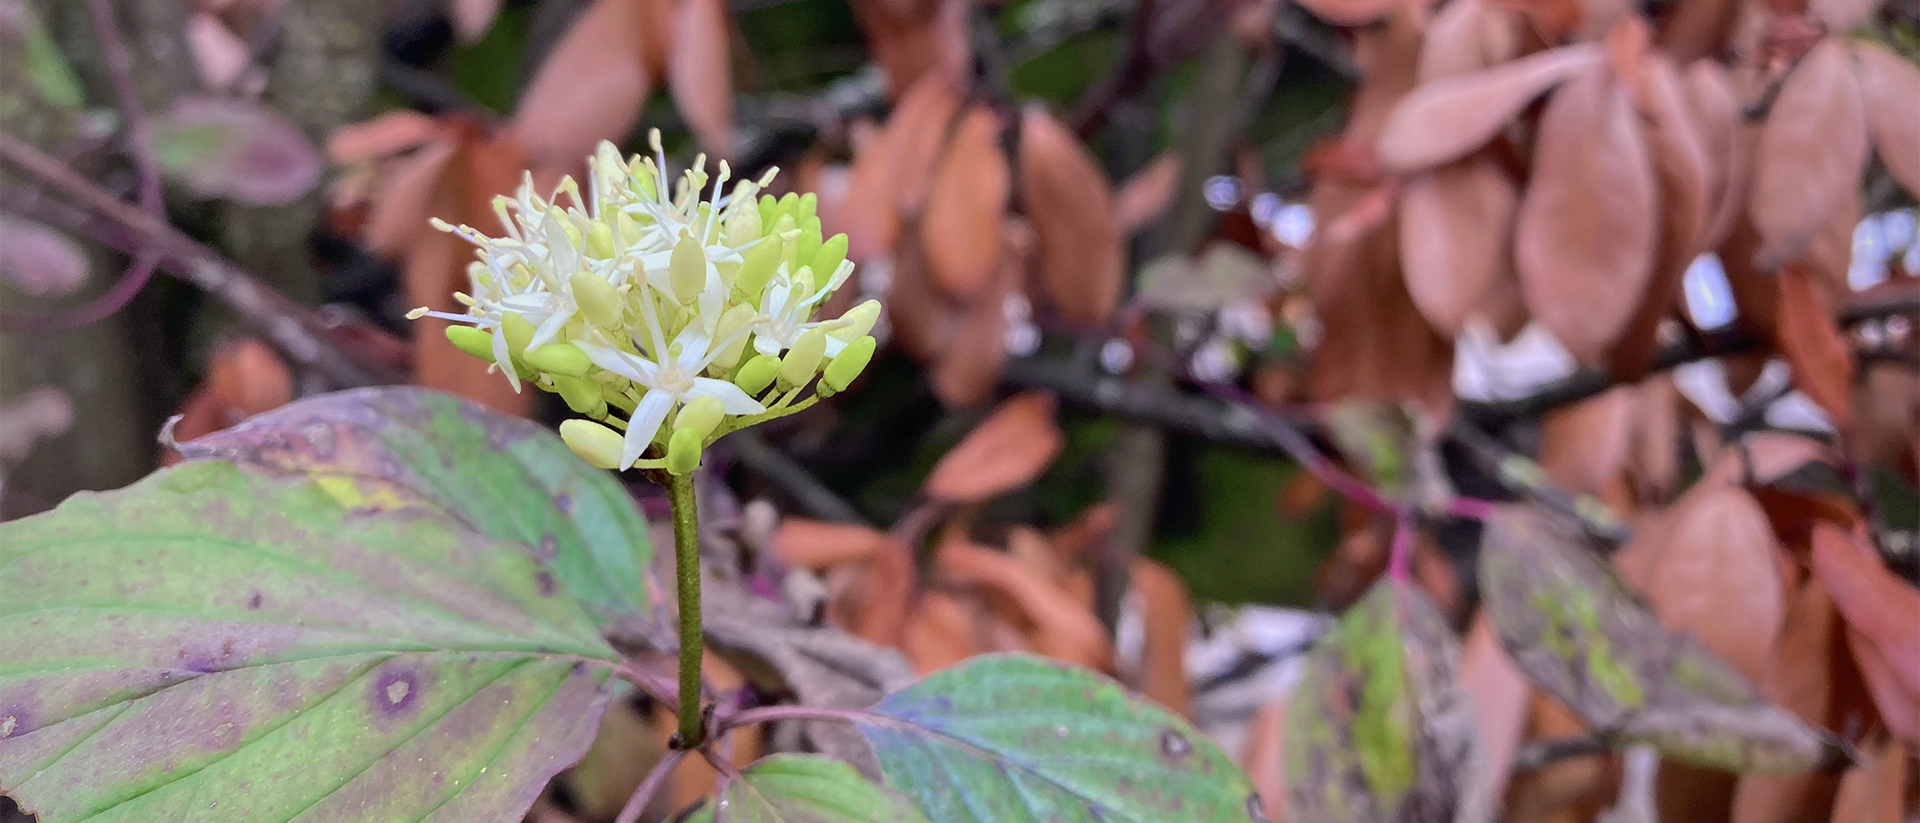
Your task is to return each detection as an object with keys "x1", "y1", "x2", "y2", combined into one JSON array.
[
  {"x1": 812, "y1": 233, "x2": 849, "y2": 279},
  {"x1": 709, "y1": 329, "x2": 750, "y2": 371},
  {"x1": 822, "y1": 334, "x2": 876, "y2": 394},
  {"x1": 524, "y1": 342, "x2": 592, "y2": 377},
  {"x1": 572, "y1": 270, "x2": 624, "y2": 328},
  {"x1": 790, "y1": 266, "x2": 816, "y2": 300},
  {"x1": 735, "y1": 353, "x2": 781, "y2": 396},
  {"x1": 670, "y1": 233, "x2": 707, "y2": 302},
  {"x1": 725, "y1": 205, "x2": 763, "y2": 248},
  {"x1": 551, "y1": 374, "x2": 608, "y2": 417},
  {"x1": 674, "y1": 396, "x2": 725, "y2": 439},
  {"x1": 735, "y1": 237, "x2": 781, "y2": 300},
  {"x1": 796, "y1": 216, "x2": 823, "y2": 274},
  {"x1": 586, "y1": 222, "x2": 616, "y2": 258},
  {"x1": 758, "y1": 194, "x2": 776, "y2": 229},
  {"x1": 630, "y1": 159, "x2": 657, "y2": 199},
  {"x1": 775, "y1": 192, "x2": 800, "y2": 223},
  {"x1": 501, "y1": 313, "x2": 535, "y2": 358},
  {"x1": 666, "y1": 427, "x2": 702, "y2": 476},
  {"x1": 445, "y1": 325, "x2": 494, "y2": 361},
  {"x1": 561, "y1": 419, "x2": 626, "y2": 470},
  {"x1": 780, "y1": 328, "x2": 827, "y2": 387},
  {"x1": 830, "y1": 298, "x2": 881, "y2": 342},
  {"x1": 797, "y1": 192, "x2": 818, "y2": 223},
  {"x1": 772, "y1": 214, "x2": 798, "y2": 270}
]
